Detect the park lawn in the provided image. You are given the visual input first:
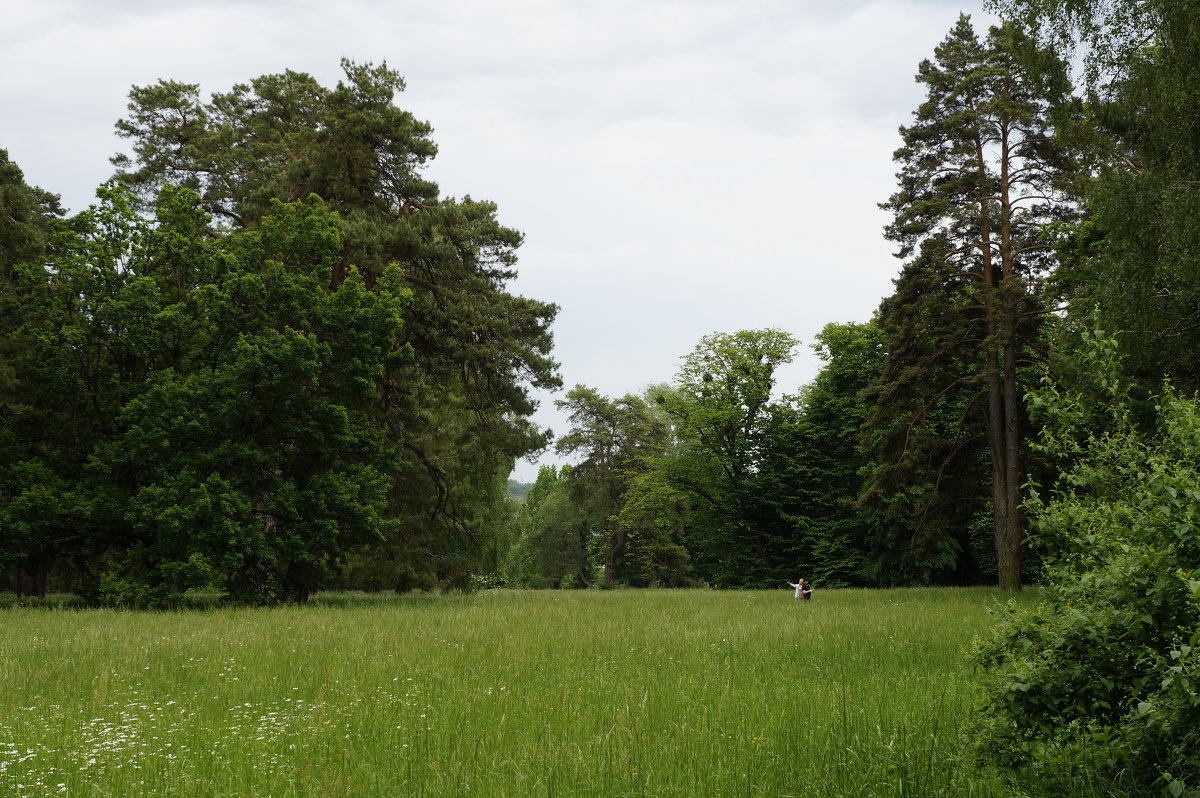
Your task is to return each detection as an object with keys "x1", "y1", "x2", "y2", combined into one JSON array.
[{"x1": 0, "y1": 588, "x2": 1020, "y2": 797}]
